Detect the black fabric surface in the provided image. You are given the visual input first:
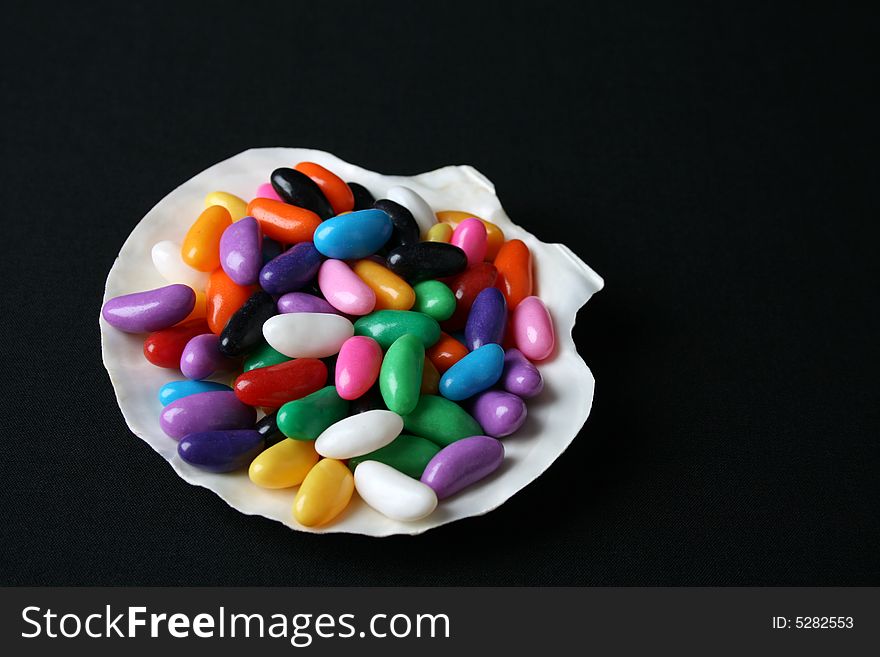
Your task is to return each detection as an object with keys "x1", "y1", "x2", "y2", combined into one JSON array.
[{"x1": 1, "y1": 2, "x2": 877, "y2": 585}]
